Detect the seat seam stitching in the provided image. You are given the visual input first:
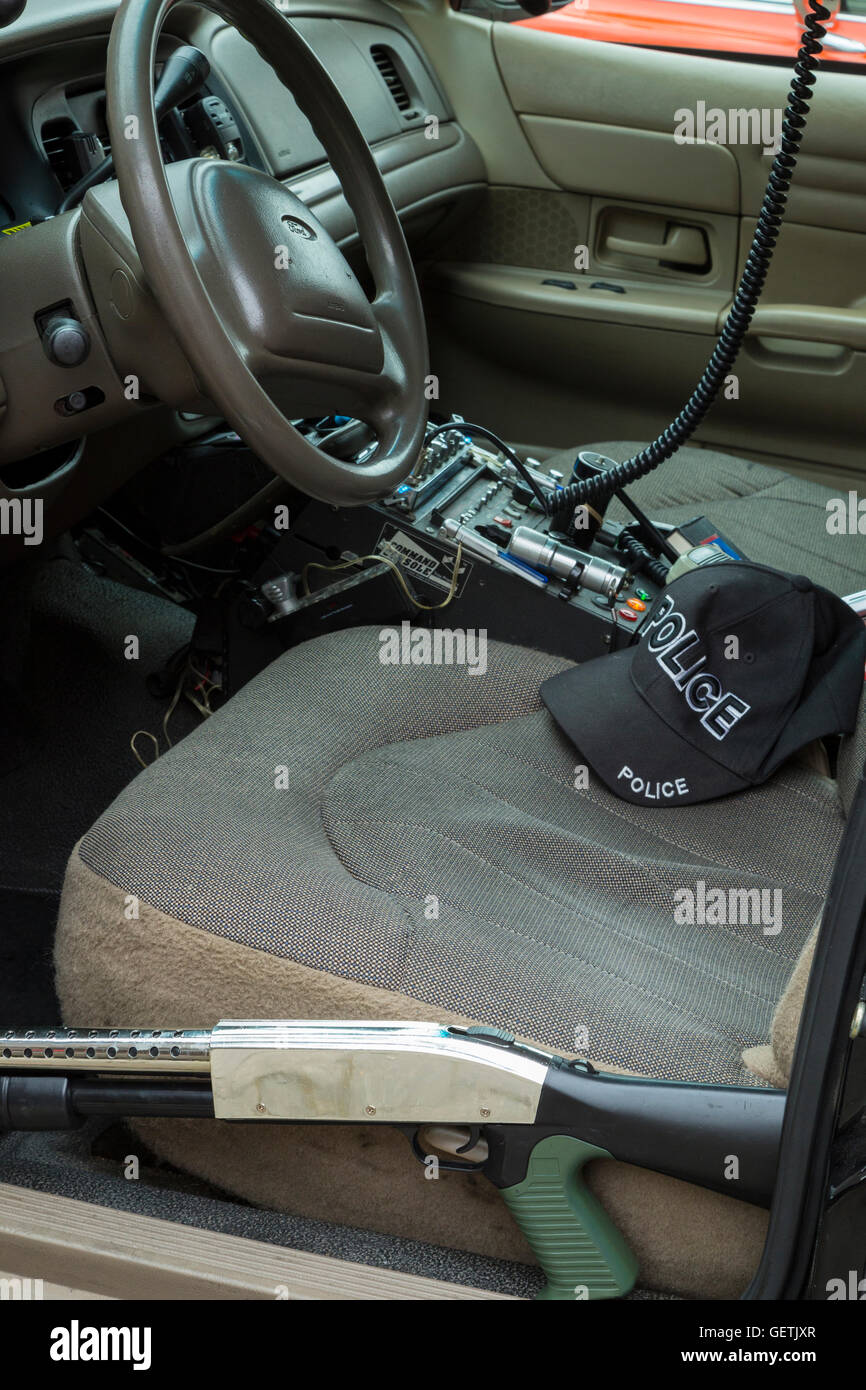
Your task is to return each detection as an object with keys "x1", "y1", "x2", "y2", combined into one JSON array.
[
  {"x1": 475, "y1": 740, "x2": 840, "y2": 888},
  {"x1": 327, "y1": 810, "x2": 796, "y2": 1002},
  {"x1": 330, "y1": 814, "x2": 780, "y2": 1029}
]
